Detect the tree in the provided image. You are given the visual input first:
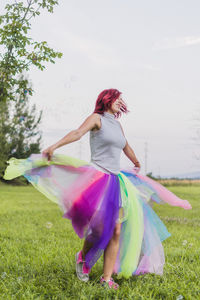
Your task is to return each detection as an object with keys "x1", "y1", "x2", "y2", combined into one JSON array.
[
  {"x1": 8, "y1": 75, "x2": 42, "y2": 157},
  {"x1": 0, "y1": 101, "x2": 11, "y2": 178},
  {"x1": 0, "y1": 0, "x2": 63, "y2": 182},
  {"x1": 146, "y1": 172, "x2": 160, "y2": 180},
  {"x1": 0, "y1": 75, "x2": 43, "y2": 180},
  {"x1": 0, "y1": 0, "x2": 62, "y2": 102}
]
